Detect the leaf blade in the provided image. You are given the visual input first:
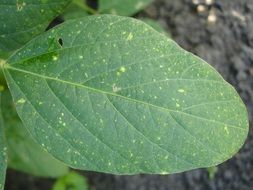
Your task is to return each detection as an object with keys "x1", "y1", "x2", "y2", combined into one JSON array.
[
  {"x1": 4, "y1": 15, "x2": 249, "y2": 174},
  {"x1": 0, "y1": 92, "x2": 7, "y2": 190}
]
